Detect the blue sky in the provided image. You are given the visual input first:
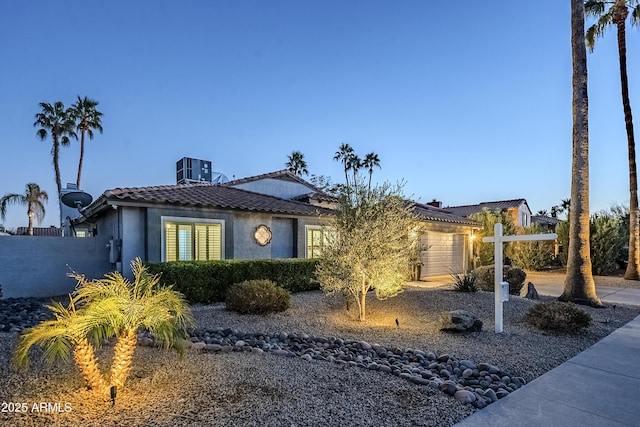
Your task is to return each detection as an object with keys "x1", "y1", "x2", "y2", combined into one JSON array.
[{"x1": 0, "y1": 1, "x2": 636, "y2": 230}]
